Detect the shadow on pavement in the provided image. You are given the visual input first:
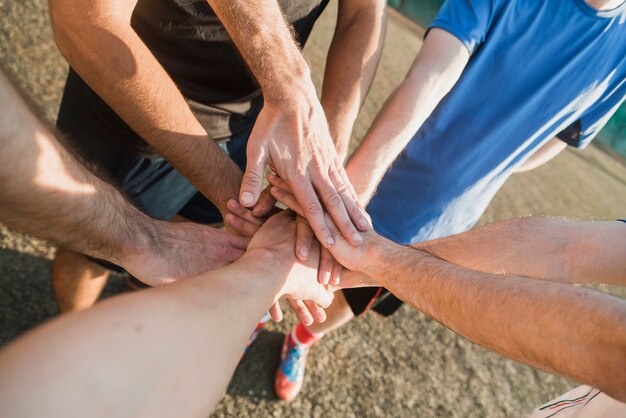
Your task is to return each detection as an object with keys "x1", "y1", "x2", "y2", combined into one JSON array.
[{"x1": 227, "y1": 330, "x2": 285, "y2": 402}]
